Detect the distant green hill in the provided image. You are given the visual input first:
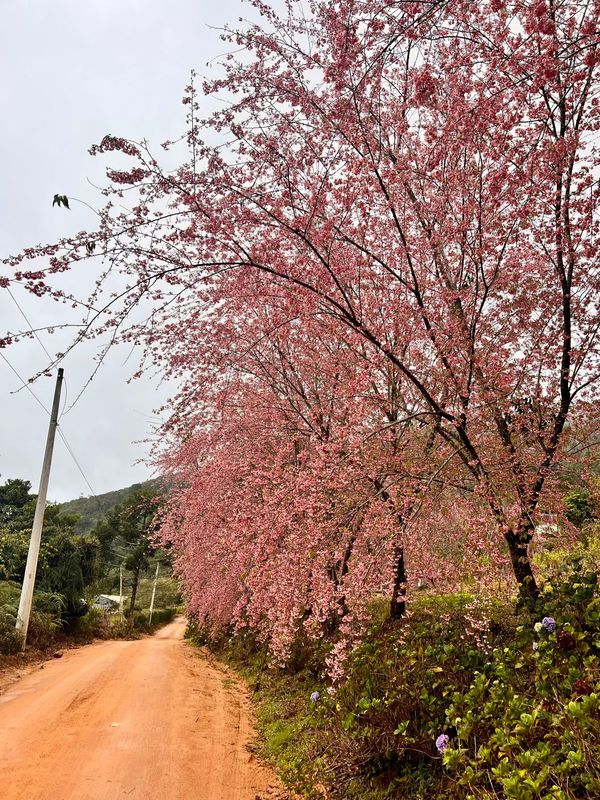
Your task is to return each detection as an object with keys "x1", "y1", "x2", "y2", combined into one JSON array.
[{"x1": 59, "y1": 479, "x2": 161, "y2": 534}]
